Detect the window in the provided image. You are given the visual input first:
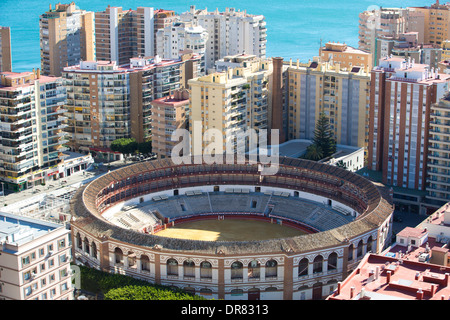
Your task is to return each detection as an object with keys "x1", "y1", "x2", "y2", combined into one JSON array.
[
  {"x1": 265, "y1": 260, "x2": 278, "y2": 278},
  {"x1": 231, "y1": 261, "x2": 243, "y2": 280},
  {"x1": 22, "y1": 256, "x2": 30, "y2": 267},
  {"x1": 200, "y1": 261, "x2": 212, "y2": 279},
  {"x1": 298, "y1": 258, "x2": 309, "y2": 277},
  {"x1": 58, "y1": 239, "x2": 66, "y2": 249},
  {"x1": 167, "y1": 258, "x2": 178, "y2": 276},
  {"x1": 25, "y1": 286, "x2": 32, "y2": 296},
  {"x1": 313, "y1": 255, "x2": 323, "y2": 274},
  {"x1": 248, "y1": 260, "x2": 260, "y2": 279}
]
